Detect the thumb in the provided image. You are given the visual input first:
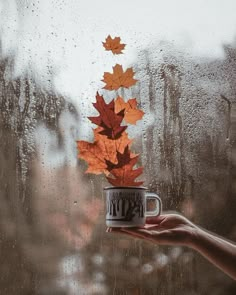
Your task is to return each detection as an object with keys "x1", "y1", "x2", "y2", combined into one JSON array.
[{"x1": 146, "y1": 215, "x2": 165, "y2": 224}]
